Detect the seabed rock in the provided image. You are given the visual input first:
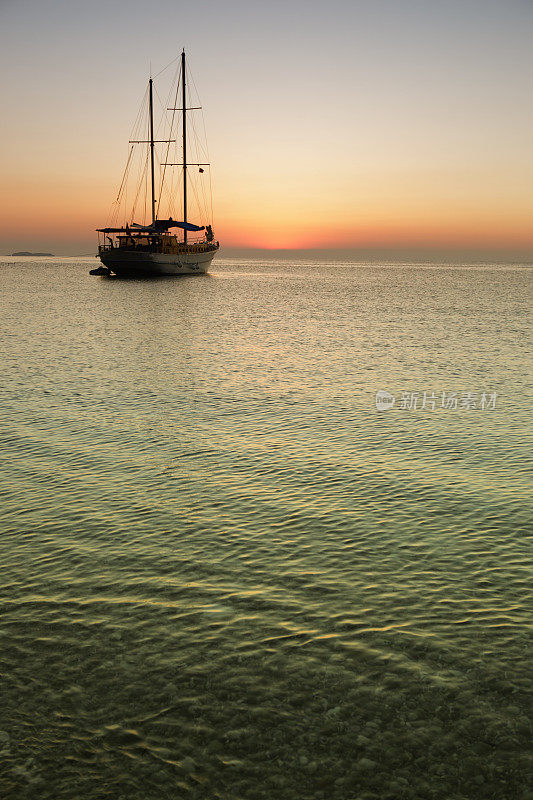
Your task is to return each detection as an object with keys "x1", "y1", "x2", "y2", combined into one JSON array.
[
  {"x1": 356, "y1": 757, "x2": 377, "y2": 771},
  {"x1": 180, "y1": 756, "x2": 196, "y2": 774}
]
